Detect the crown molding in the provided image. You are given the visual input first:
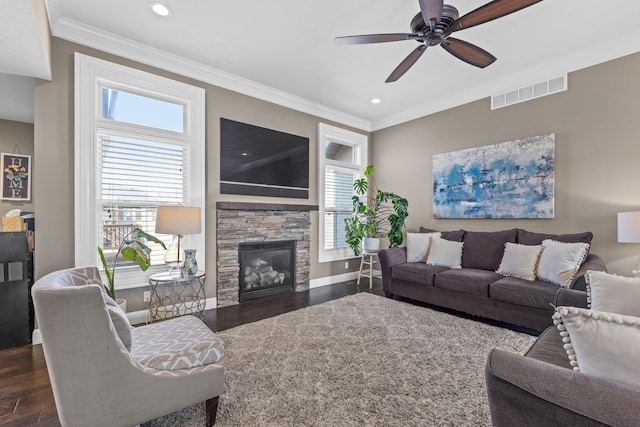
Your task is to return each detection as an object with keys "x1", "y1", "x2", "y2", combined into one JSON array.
[
  {"x1": 372, "y1": 33, "x2": 640, "y2": 131},
  {"x1": 50, "y1": 16, "x2": 372, "y2": 132}
]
